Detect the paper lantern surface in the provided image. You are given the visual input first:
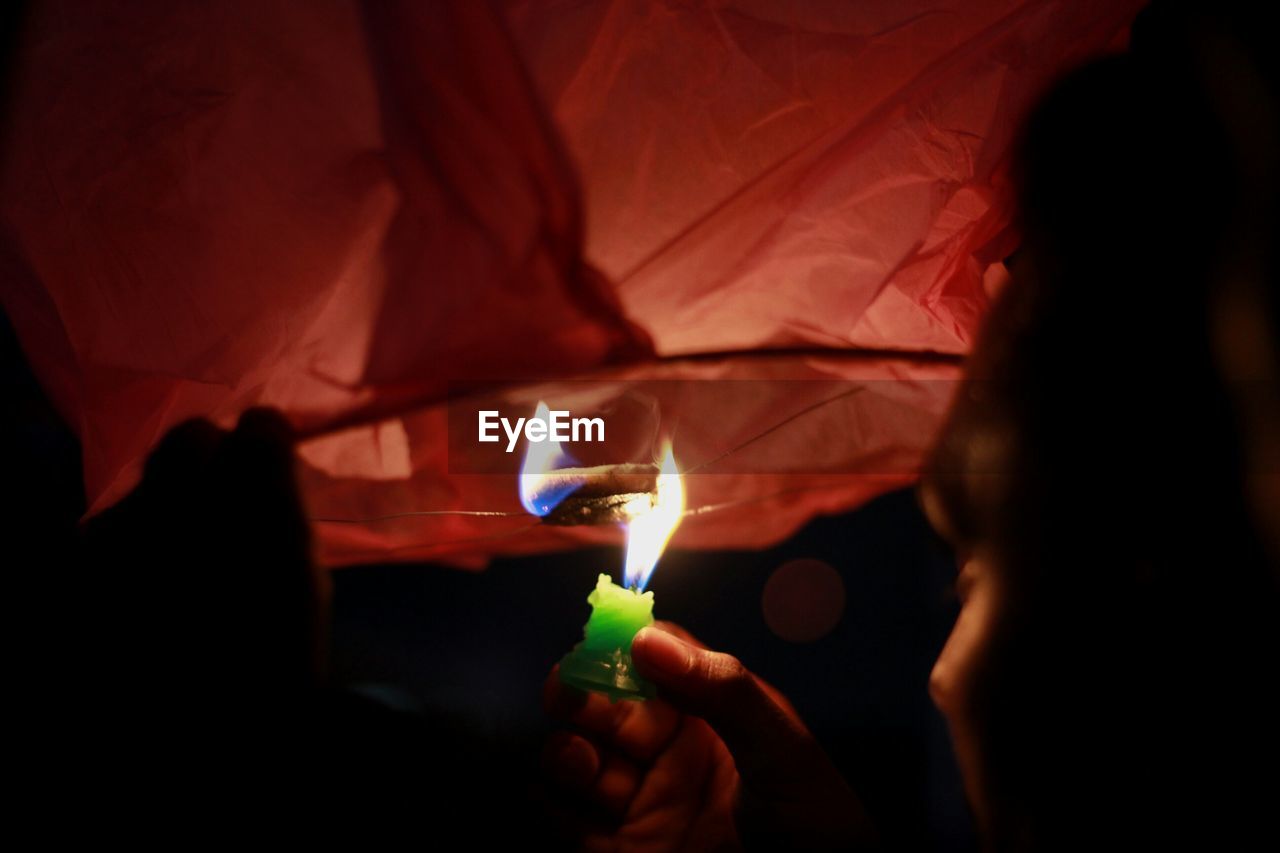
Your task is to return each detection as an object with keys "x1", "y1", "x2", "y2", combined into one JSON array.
[{"x1": 0, "y1": 0, "x2": 1141, "y2": 566}]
